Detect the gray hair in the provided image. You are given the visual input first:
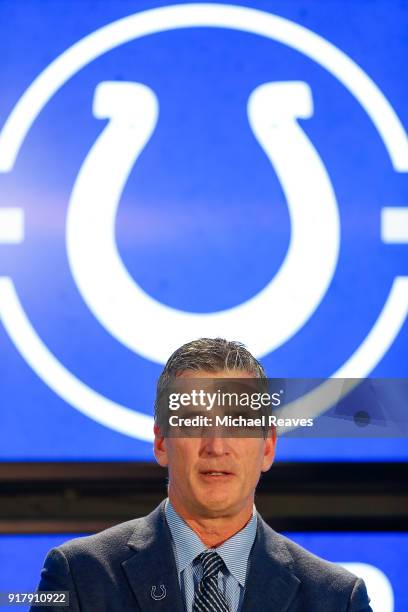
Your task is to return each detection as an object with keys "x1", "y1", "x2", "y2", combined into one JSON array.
[{"x1": 154, "y1": 337, "x2": 266, "y2": 423}]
